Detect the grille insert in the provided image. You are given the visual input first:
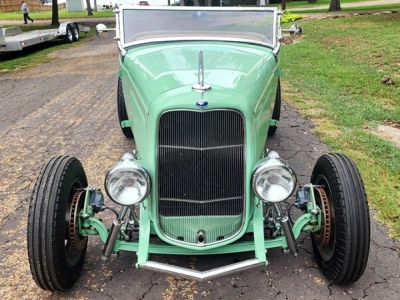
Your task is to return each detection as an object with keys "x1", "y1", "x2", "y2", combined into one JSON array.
[{"x1": 157, "y1": 110, "x2": 245, "y2": 245}]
